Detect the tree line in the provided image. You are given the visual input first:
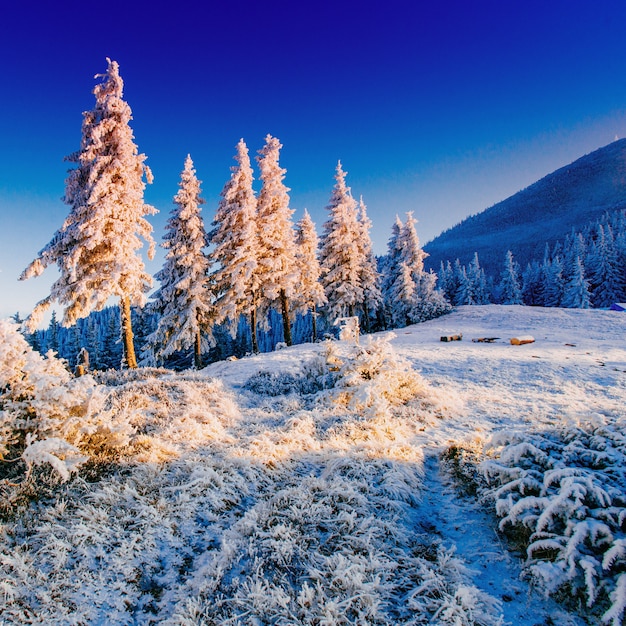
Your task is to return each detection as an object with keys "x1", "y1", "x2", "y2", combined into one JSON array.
[
  {"x1": 439, "y1": 209, "x2": 626, "y2": 308},
  {"x1": 19, "y1": 59, "x2": 448, "y2": 370}
]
